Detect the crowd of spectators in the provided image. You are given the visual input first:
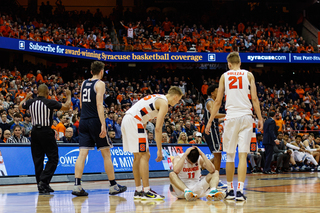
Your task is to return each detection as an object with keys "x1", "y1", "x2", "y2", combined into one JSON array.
[{"x1": 0, "y1": 2, "x2": 318, "y2": 53}]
